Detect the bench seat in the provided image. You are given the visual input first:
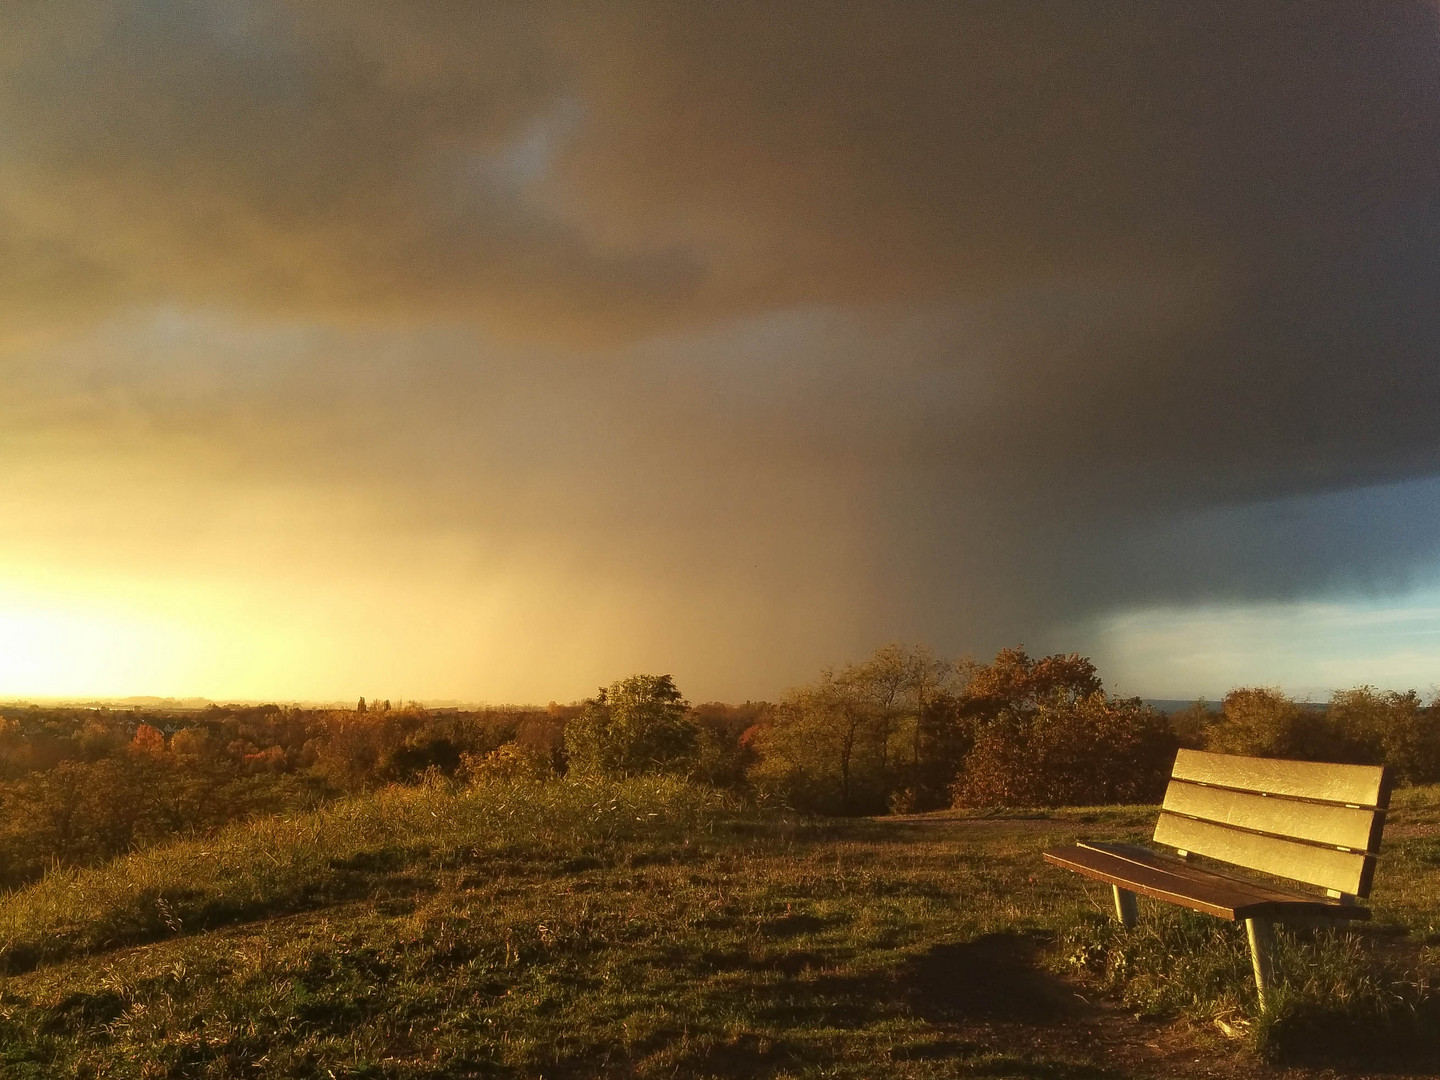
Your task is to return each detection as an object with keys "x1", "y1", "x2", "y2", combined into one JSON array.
[{"x1": 1044, "y1": 841, "x2": 1370, "y2": 922}]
